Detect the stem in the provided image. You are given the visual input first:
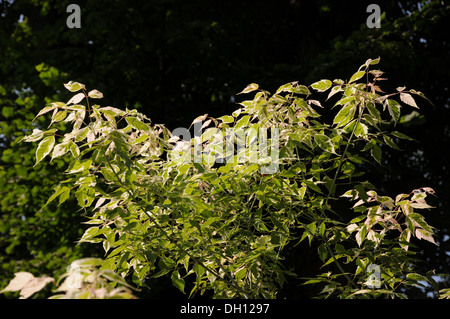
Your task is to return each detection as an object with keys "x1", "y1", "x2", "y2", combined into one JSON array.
[{"x1": 320, "y1": 101, "x2": 365, "y2": 290}]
